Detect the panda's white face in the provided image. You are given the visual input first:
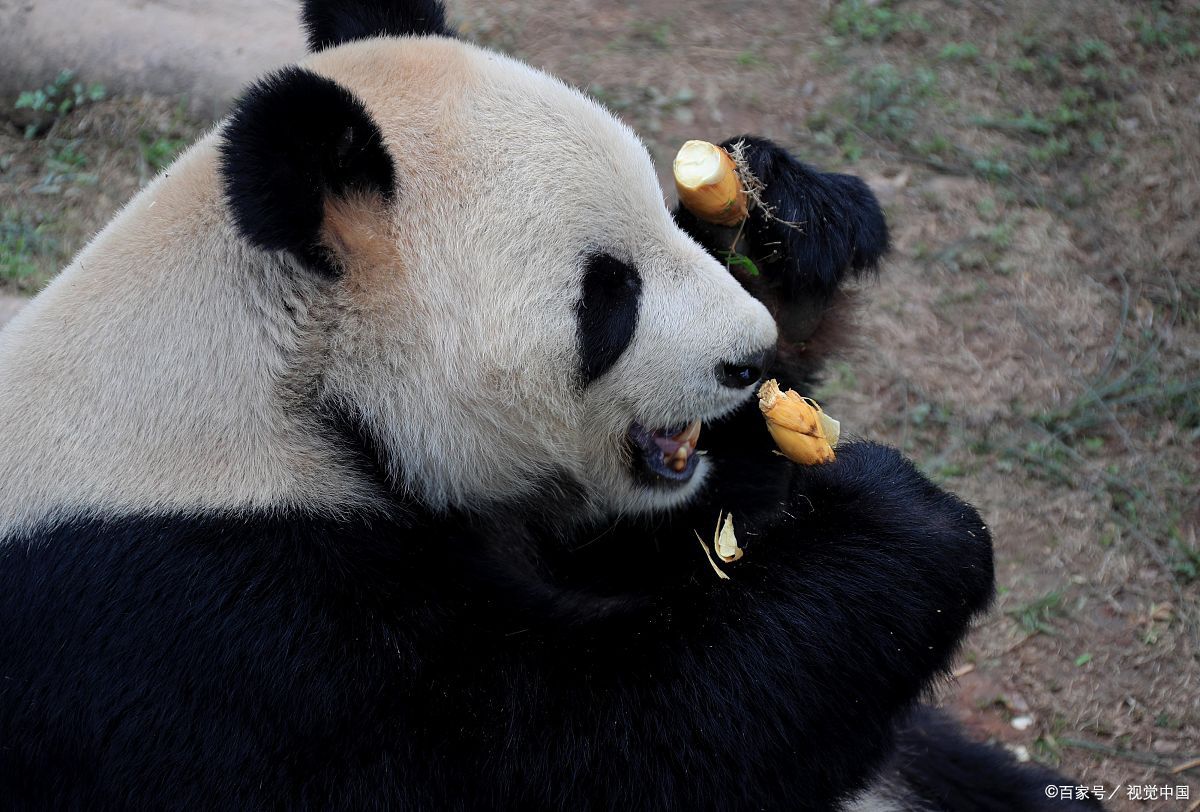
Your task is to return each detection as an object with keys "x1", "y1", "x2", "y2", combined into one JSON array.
[{"x1": 316, "y1": 40, "x2": 776, "y2": 519}]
